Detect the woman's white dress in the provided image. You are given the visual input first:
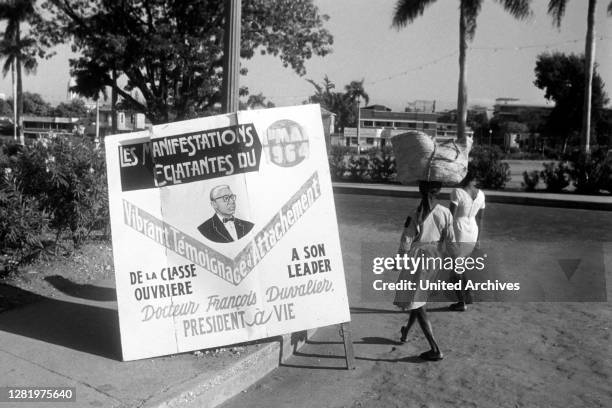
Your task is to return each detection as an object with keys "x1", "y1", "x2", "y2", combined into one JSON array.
[{"x1": 450, "y1": 188, "x2": 485, "y2": 259}]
